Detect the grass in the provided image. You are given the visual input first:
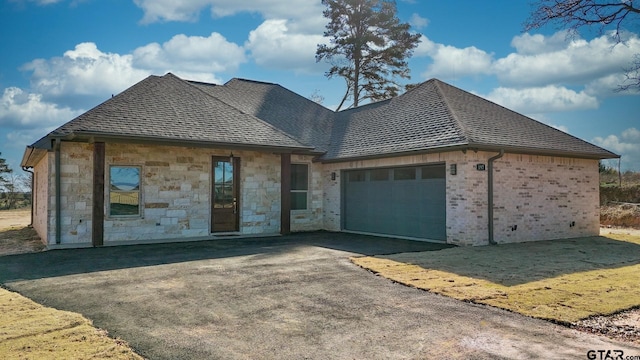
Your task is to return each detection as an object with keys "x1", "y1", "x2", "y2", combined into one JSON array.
[
  {"x1": 0, "y1": 287, "x2": 142, "y2": 360},
  {"x1": 352, "y1": 233, "x2": 640, "y2": 324},
  {"x1": 0, "y1": 211, "x2": 143, "y2": 360}
]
